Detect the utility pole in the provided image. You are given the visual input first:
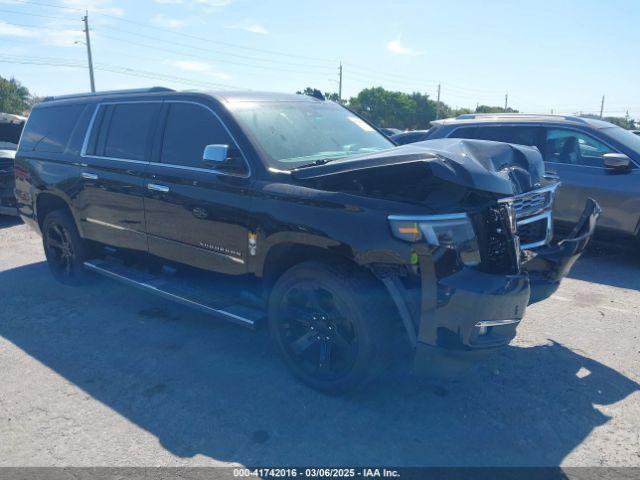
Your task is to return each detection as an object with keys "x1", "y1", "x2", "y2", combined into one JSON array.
[
  {"x1": 436, "y1": 83, "x2": 441, "y2": 119},
  {"x1": 338, "y1": 62, "x2": 343, "y2": 103},
  {"x1": 82, "y1": 11, "x2": 96, "y2": 92},
  {"x1": 504, "y1": 93, "x2": 508, "y2": 111},
  {"x1": 599, "y1": 95, "x2": 605, "y2": 119}
]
